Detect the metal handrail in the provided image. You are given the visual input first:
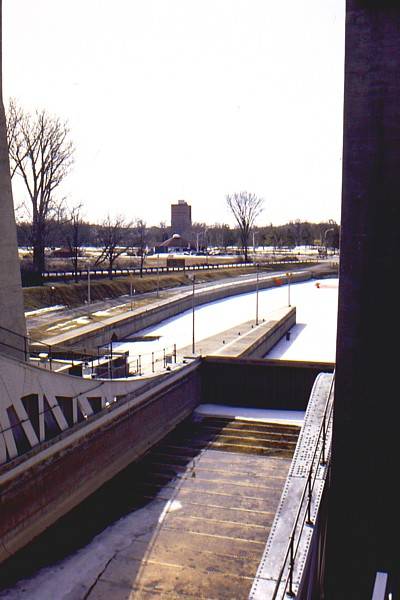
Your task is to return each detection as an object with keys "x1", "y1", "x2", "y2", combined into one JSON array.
[
  {"x1": 271, "y1": 371, "x2": 335, "y2": 599},
  {"x1": 0, "y1": 324, "x2": 129, "y2": 377}
]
